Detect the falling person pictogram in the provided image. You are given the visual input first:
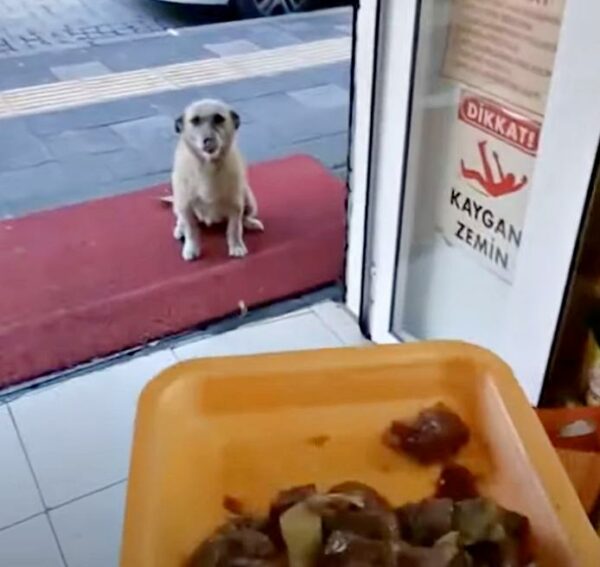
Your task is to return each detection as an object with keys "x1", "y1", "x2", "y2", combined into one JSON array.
[{"x1": 460, "y1": 141, "x2": 528, "y2": 197}]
